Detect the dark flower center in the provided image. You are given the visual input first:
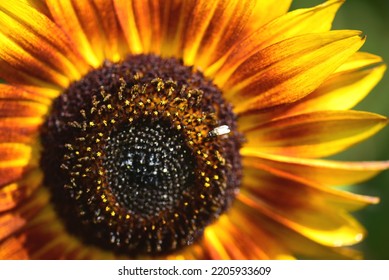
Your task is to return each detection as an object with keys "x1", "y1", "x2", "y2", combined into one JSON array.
[
  {"x1": 40, "y1": 54, "x2": 243, "y2": 256},
  {"x1": 104, "y1": 118, "x2": 195, "y2": 217}
]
